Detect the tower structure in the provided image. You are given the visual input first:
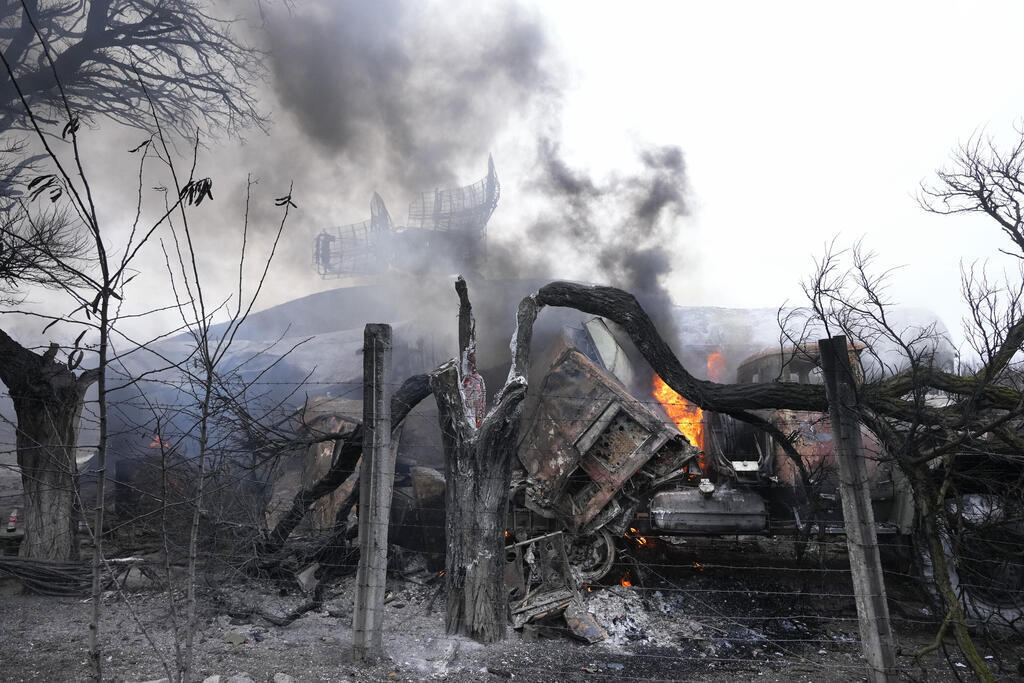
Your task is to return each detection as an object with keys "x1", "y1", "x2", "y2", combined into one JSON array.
[{"x1": 313, "y1": 157, "x2": 499, "y2": 278}]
